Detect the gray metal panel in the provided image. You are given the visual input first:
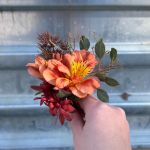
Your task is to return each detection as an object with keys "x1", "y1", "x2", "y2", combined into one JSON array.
[
  {"x1": 0, "y1": 45, "x2": 150, "y2": 69},
  {"x1": 1, "y1": 5, "x2": 150, "y2": 11},
  {"x1": 0, "y1": 0, "x2": 150, "y2": 149},
  {"x1": 1, "y1": 11, "x2": 150, "y2": 45},
  {"x1": 0, "y1": 66, "x2": 150, "y2": 97},
  {"x1": 1, "y1": 0, "x2": 150, "y2": 6},
  {"x1": 0, "y1": 106, "x2": 149, "y2": 149}
]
